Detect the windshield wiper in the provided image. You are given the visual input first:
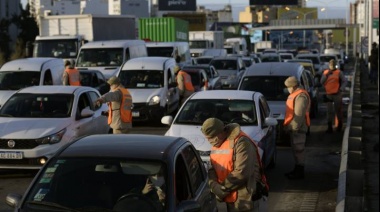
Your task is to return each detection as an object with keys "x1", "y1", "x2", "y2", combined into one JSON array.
[{"x1": 27, "y1": 201, "x2": 79, "y2": 212}]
